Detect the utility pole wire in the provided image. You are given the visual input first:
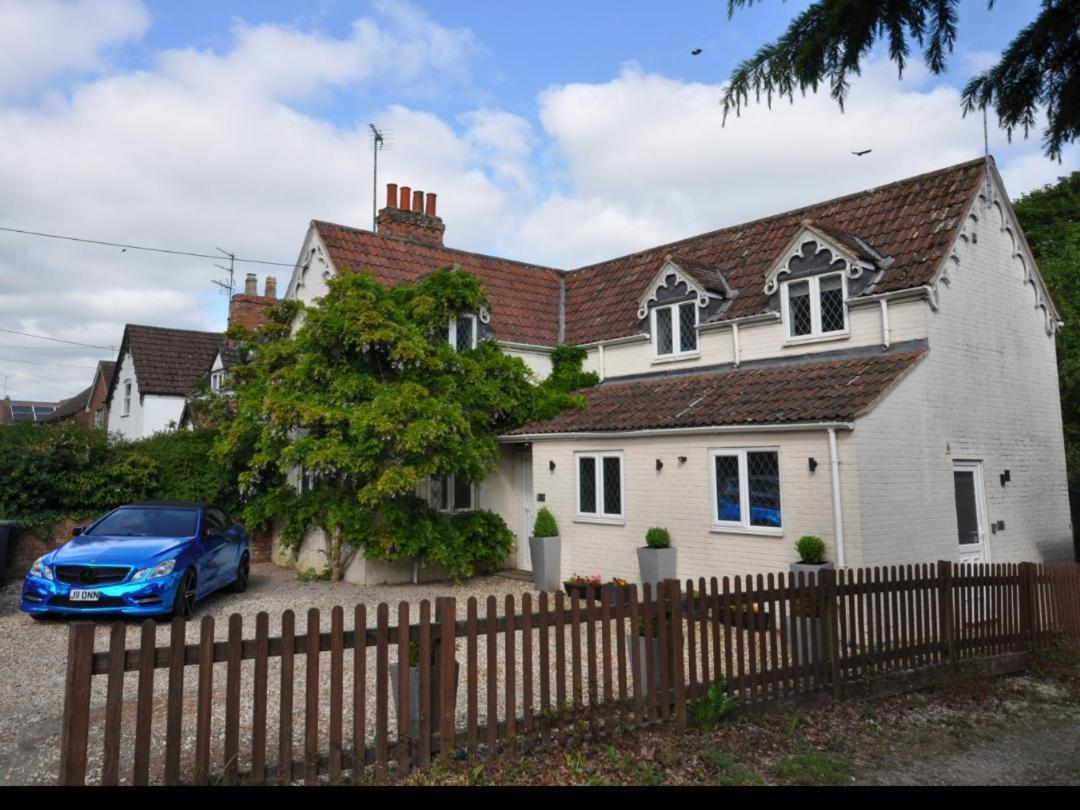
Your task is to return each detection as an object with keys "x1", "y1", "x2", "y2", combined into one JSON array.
[
  {"x1": 0, "y1": 225, "x2": 298, "y2": 268},
  {"x1": 0, "y1": 327, "x2": 115, "y2": 351}
]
